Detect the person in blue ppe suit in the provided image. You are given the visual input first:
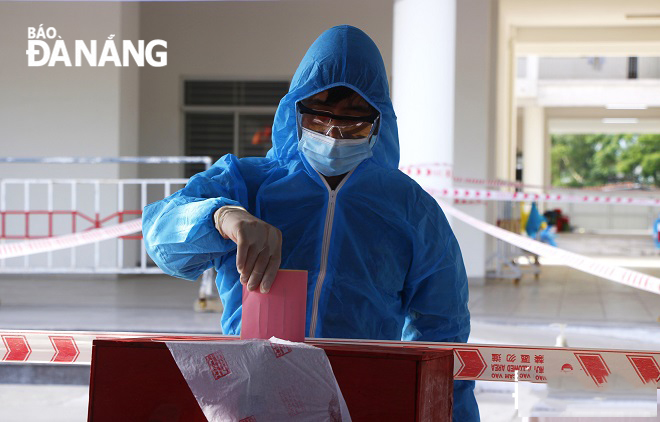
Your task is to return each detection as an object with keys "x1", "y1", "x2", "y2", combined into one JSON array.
[
  {"x1": 525, "y1": 202, "x2": 544, "y2": 239},
  {"x1": 143, "y1": 25, "x2": 479, "y2": 421}
]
